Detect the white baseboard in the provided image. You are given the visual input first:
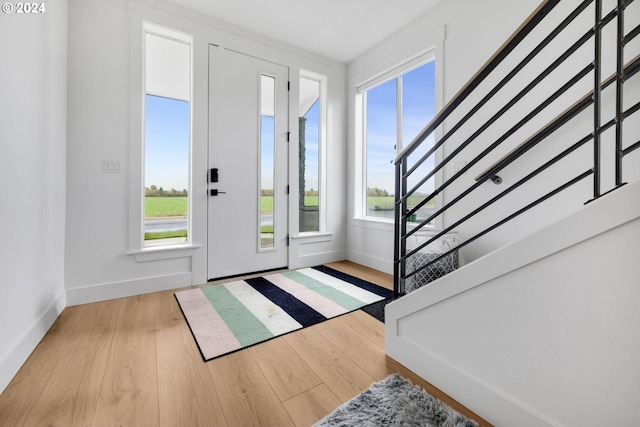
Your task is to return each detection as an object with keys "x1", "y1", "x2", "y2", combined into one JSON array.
[
  {"x1": 66, "y1": 272, "x2": 193, "y2": 306},
  {"x1": 346, "y1": 249, "x2": 393, "y2": 275},
  {"x1": 289, "y1": 249, "x2": 346, "y2": 270},
  {"x1": 0, "y1": 289, "x2": 66, "y2": 394}
]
